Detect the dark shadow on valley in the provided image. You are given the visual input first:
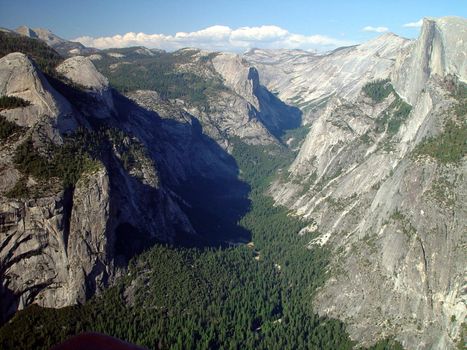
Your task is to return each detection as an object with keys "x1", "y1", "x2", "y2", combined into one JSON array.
[
  {"x1": 48, "y1": 76, "x2": 302, "y2": 261},
  {"x1": 108, "y1": 91, "x2": 253, "y2": 252}
]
